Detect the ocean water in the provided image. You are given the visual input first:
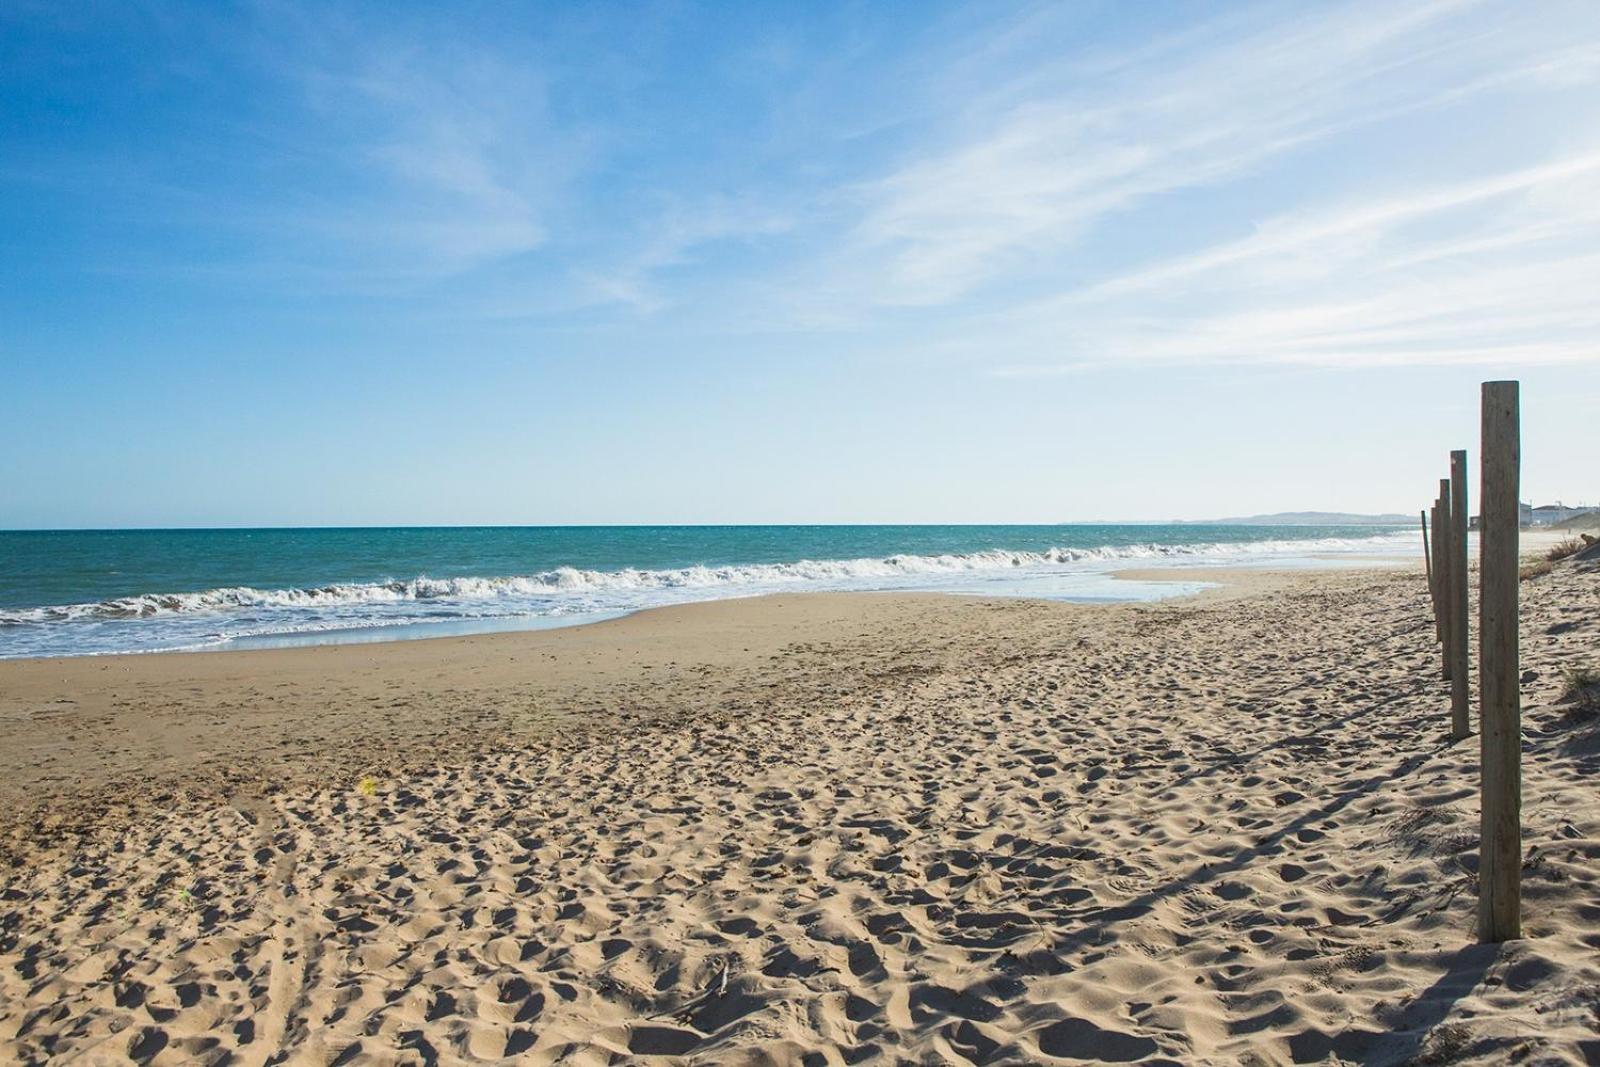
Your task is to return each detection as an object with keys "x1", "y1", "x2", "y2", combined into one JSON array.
[{"x1": 0, "y1": 525, "x2": 1413, "y2": 658}]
